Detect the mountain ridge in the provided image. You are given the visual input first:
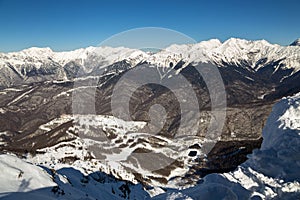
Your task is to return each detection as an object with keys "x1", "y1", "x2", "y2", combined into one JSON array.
[
  {"x1": 290, "y1": 38, "x2": 300, "y2": 46},
  {"x1": 0, "y1": 37, "x2": 299, "y2": 90}
]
